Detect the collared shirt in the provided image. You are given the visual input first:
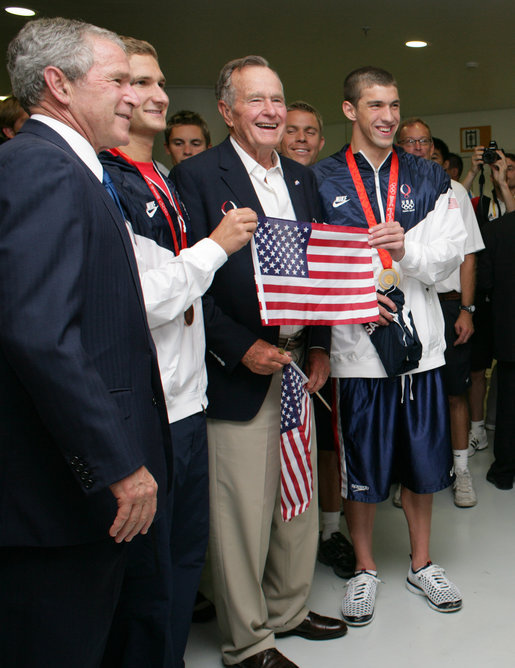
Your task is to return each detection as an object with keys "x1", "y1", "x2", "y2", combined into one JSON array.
[
  {"x1": 31, "y1": 114, "x2": 103, "y2": 181},
  {"x1": 230, "y1": 136, "x2": 300, "y2": 337},
  {"x1": 31, "y1": 115, "x2": 143, "y2": 252},
  {"x1": 230, "y1": 137, "x2": 296, "y2": 220}
]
